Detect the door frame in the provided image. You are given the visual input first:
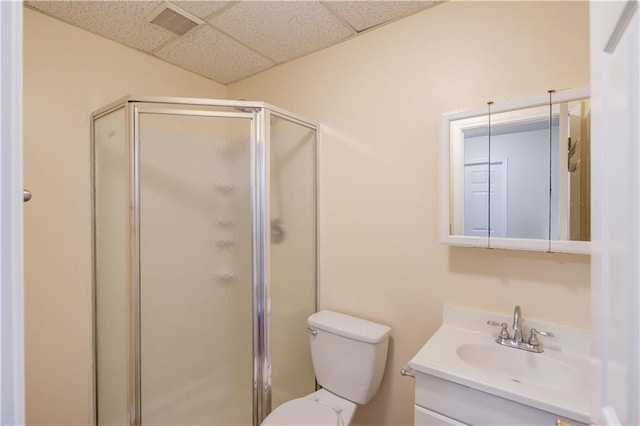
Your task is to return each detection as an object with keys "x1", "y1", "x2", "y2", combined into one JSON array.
[
  {"x1": 590, "y1": 0, "x2": 640, "y2": 424},
  {"x1": 0, "y1": 0, "x2": 25, "y2": 424}
]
